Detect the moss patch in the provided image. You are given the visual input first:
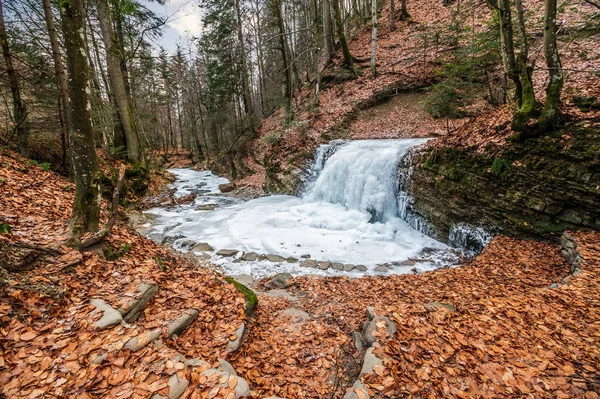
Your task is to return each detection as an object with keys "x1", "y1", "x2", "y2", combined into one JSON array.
[{"x1": 225, "y1": 276, "x2": 258, "y2": 315}]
